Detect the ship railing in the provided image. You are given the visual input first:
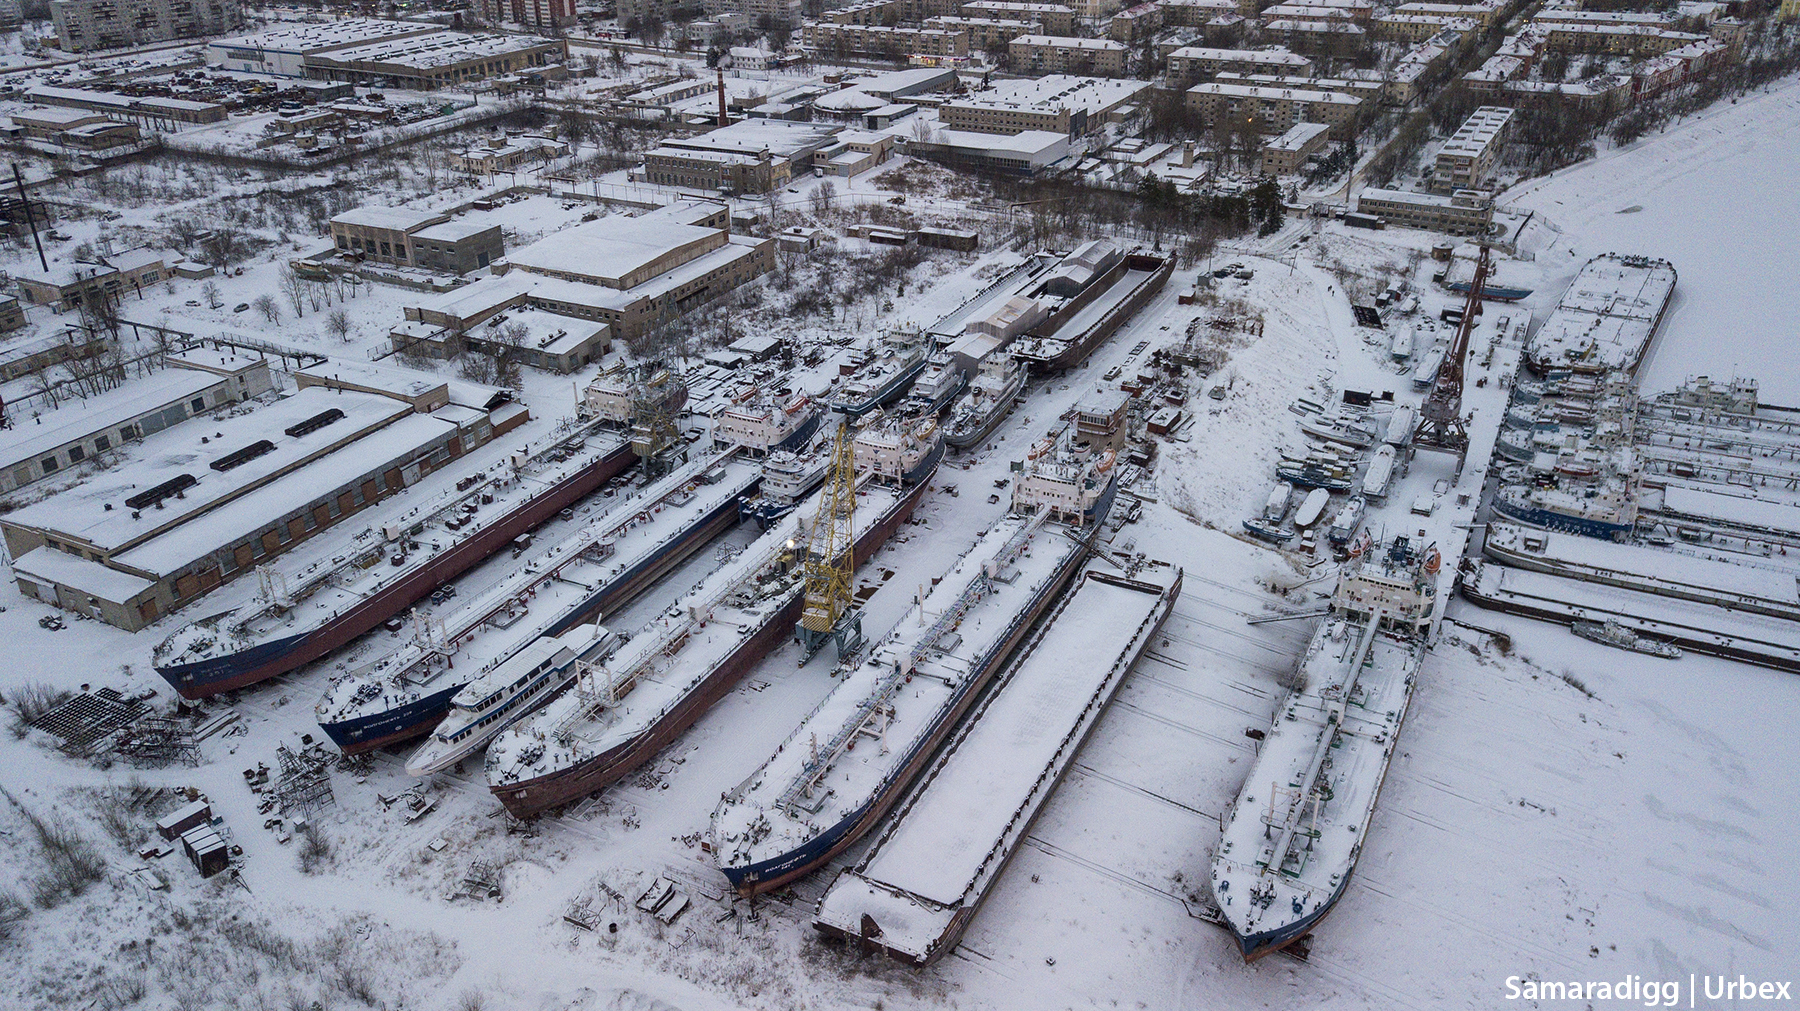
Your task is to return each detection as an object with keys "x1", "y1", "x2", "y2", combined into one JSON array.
[
  {"x1": 553, "y1": 531, "x2": 790, "y2": 744},
  {"x1": 1261, "y1": 611, "x2": 1382, "y2": 879},
  {"x1": 941, "y1": 573, "x2": 1178, "y2": 902},
  {"x1": 772, "y1": 515, "x2": 1043, "y2": 815}
]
